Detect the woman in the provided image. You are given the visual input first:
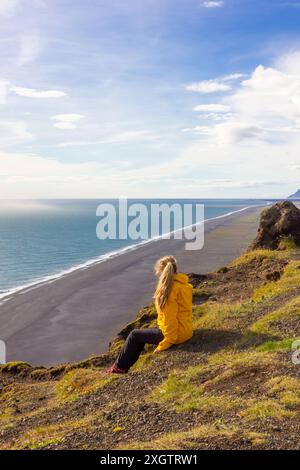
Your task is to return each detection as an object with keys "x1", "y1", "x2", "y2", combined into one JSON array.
[{"x1": 107, "y1": 255, "x2": 193, "y2": 374}]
